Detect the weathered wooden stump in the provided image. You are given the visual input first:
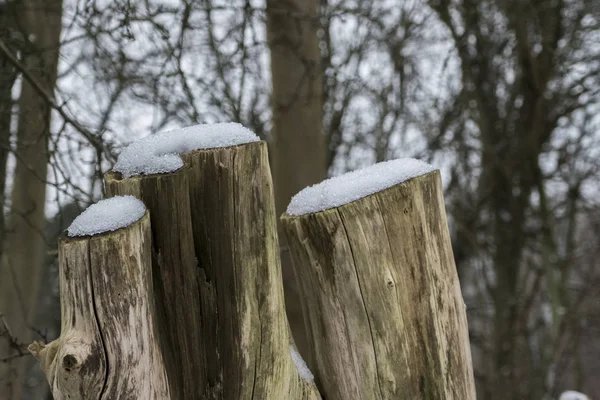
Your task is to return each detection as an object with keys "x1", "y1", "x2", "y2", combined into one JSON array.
[
  {"x1": 105, "y1": 166, "x2": 206, "y2": 399},
  {"x1": 282, "y1": 166, "x2": 476, "y2": 400},
  {"x1": 103, "y1": 124, "x2": 320, "y2": 399},
  {"x1": 29, "y1": 124, "x2": 475, "y2": 400},
  {"x1": 182, "y1": 141, "x2": 320, "y2": 399},
  {"x1": 29, "y1": 197, "x2": 169, "y2": 399}
]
